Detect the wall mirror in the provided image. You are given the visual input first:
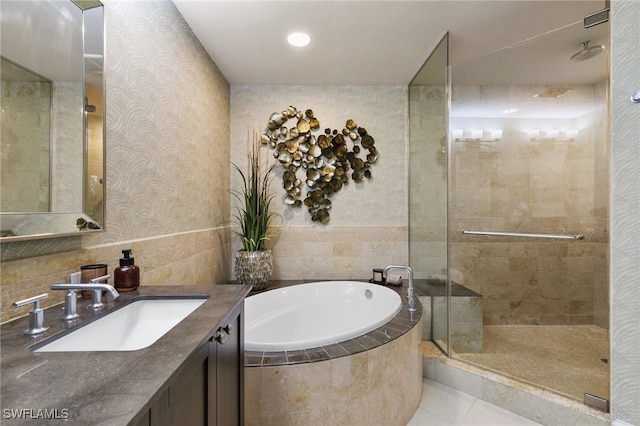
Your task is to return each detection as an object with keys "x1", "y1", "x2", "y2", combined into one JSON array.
[{"x1": 0, "y1": 0, "x2": 104, "y2": 241}]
